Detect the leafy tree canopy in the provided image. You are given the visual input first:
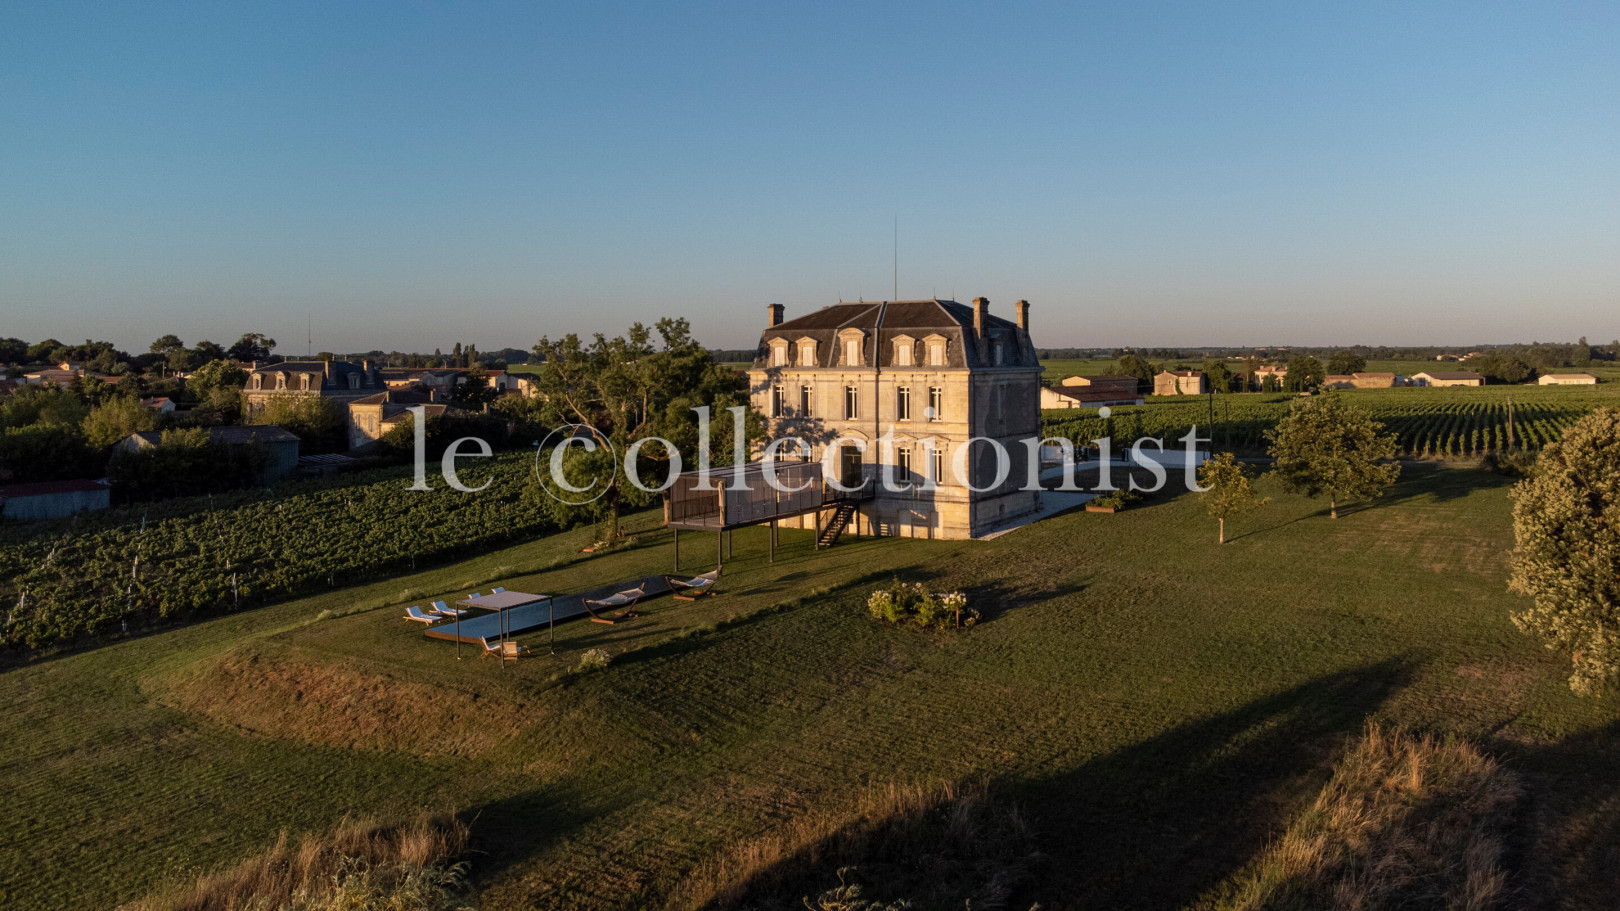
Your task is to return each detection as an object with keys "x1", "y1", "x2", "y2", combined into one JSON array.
[
  {"x1": 1266, "y1": 392, "x2": 1399, "y2": 518},
  {"x1": 1284, "y1": 355, "x2": 1326, "y2": 393},
  {"x1": 1327, "y1": 351, "x2": 1367, "y2": 375},
  {"x1": 1509, "y1": 408, "x2": 1620, "y2": 696},
  {"x1": 1197, "y1": 452, "x2": 1269, "y2": 543}
]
